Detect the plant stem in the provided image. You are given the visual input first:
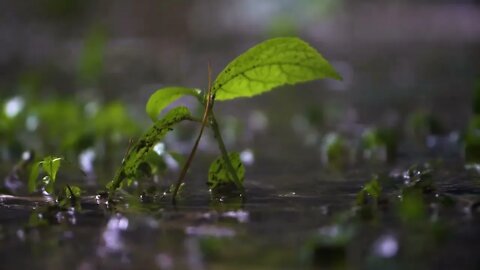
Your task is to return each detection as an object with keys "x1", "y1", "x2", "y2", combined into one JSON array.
[
  {"x1": 209, "y1": 111, "x2": 245, "y2": 195},
  {"x1": 171, "y1": 96, "x2": 212, "y2": 204},
  {"x1": 172, "y1": 64, "x2": 215, "y2": 204}
]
